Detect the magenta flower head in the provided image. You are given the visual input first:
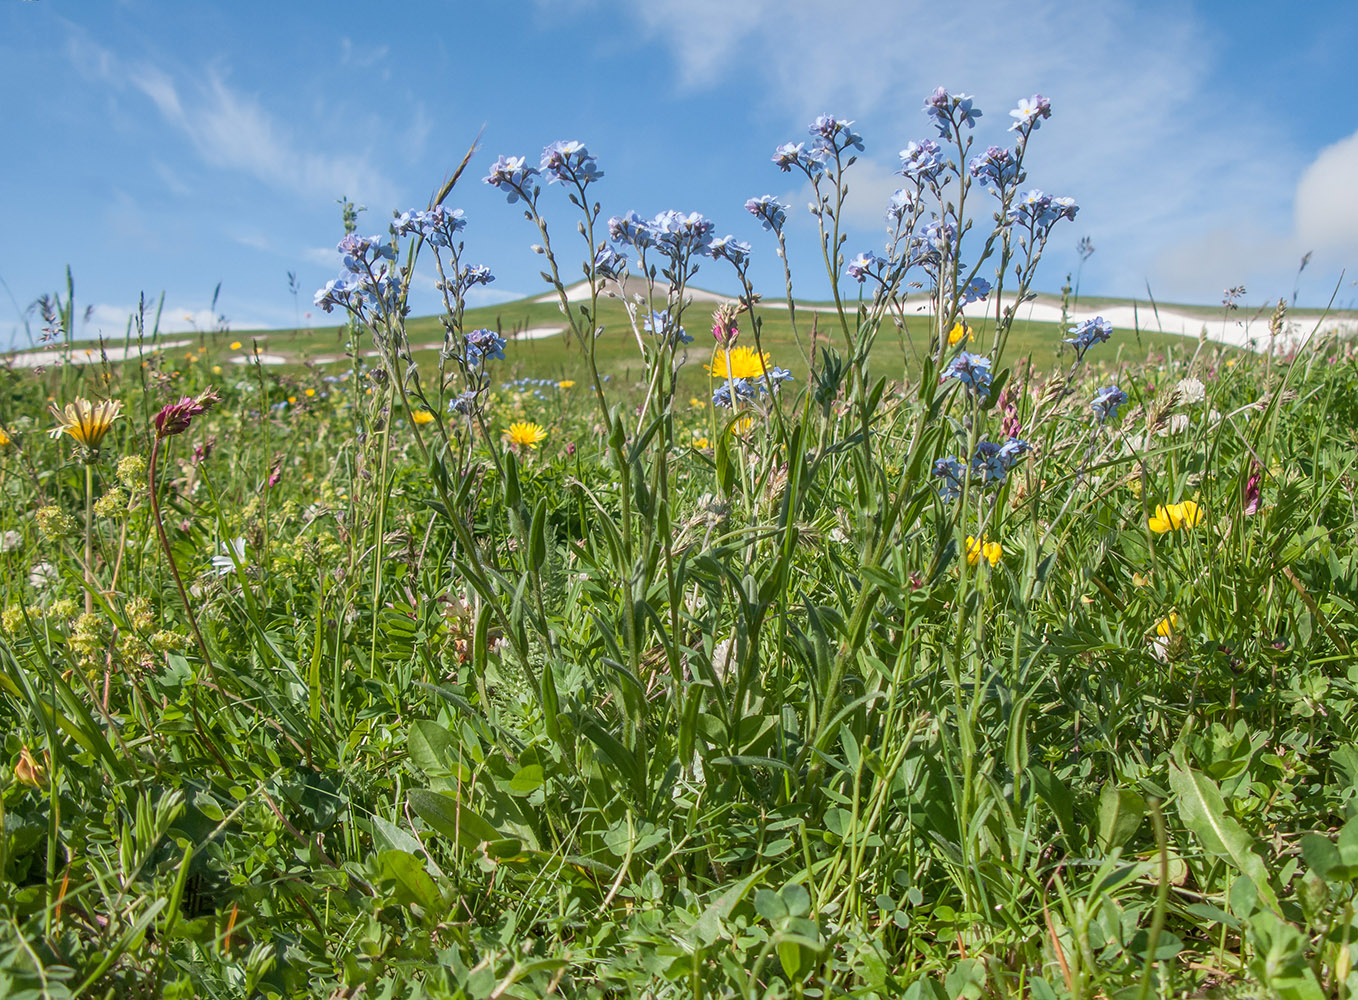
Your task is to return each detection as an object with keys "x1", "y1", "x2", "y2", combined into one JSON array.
[{"x1": 154, "y1": 387, "x2": 221, "y2": 440}]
